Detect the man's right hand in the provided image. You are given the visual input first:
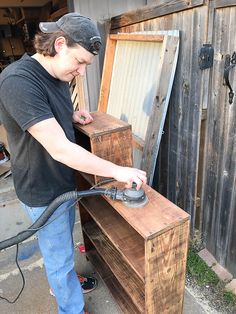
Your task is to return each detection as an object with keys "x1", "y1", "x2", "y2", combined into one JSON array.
[{"x1": 112, "y1": 166, "x2": 147, "y2": 190}]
